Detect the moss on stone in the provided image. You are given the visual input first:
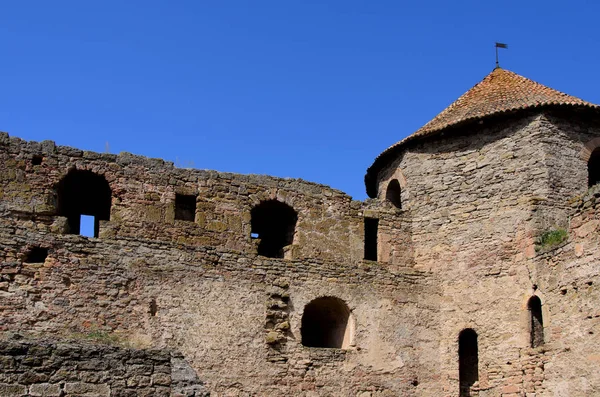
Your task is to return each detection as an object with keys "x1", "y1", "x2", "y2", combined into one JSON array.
[{"x1": 535, "y1": 228, "x2": 568, "y2": 252}]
